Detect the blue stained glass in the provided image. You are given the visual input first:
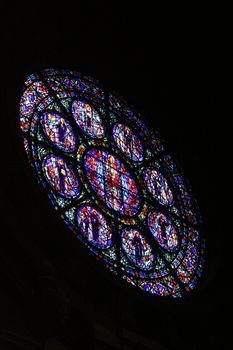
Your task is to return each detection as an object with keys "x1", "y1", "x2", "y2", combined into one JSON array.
[
  {"x1": 121, "y1": 227, "x2": 155, "y2": 270},
  {"x1": 77, "y1": 205, "x2": 112, "y2": 249},
  {"x1": 19, "y1": 68, "x2": 204, "y2": 298},
  {"x1": 148, "y1": 211, "x2": 179, "y2": 251},
  {"x1": 144, "y1": 168, "x2": 173, "y2": 206},
  {"x1": 42, "y1": 154, "x2": 80, "y2": 198},
  {"x1": 138, "y1": 275, "x2": 180, "y2": 296},
  {"x1": 72, "y1": 100, "x2": 105, "y2": 138},
  {"x1": 113, "y1": 123, "x2": 144, "y2": 162},
  {"x1": 176, "y1": 242, "x2": 199, "y2": 284},
  {"x1": 84, "y1": 149, "x2": 140, "y2": 216},
  {"x1": 20, "y1": 81, "x2": 48, "y2": 133},
  {"x1": 41, "y1": 112, "x2": 77, "y2": 152}
]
